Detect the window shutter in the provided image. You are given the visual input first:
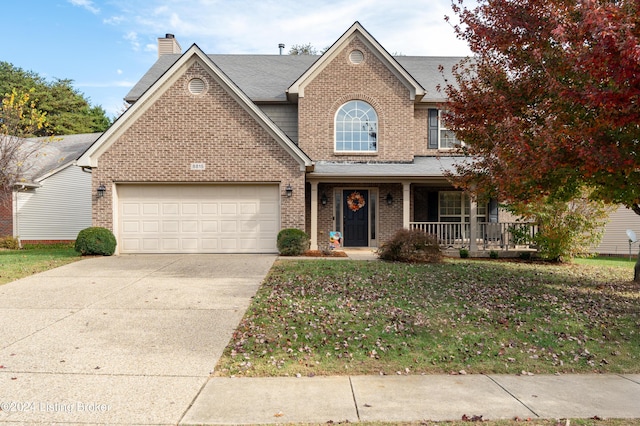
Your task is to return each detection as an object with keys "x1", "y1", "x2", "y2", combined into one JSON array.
[
  {"x1": 428, "y1": 109, "x2": 439, "y2": 149},
  {"x1": 427, "y1": 191, "x2": 439, "y2": 222},
  {"x1": 489, "y1": 198, "x2": 499, "y2": 223}
]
